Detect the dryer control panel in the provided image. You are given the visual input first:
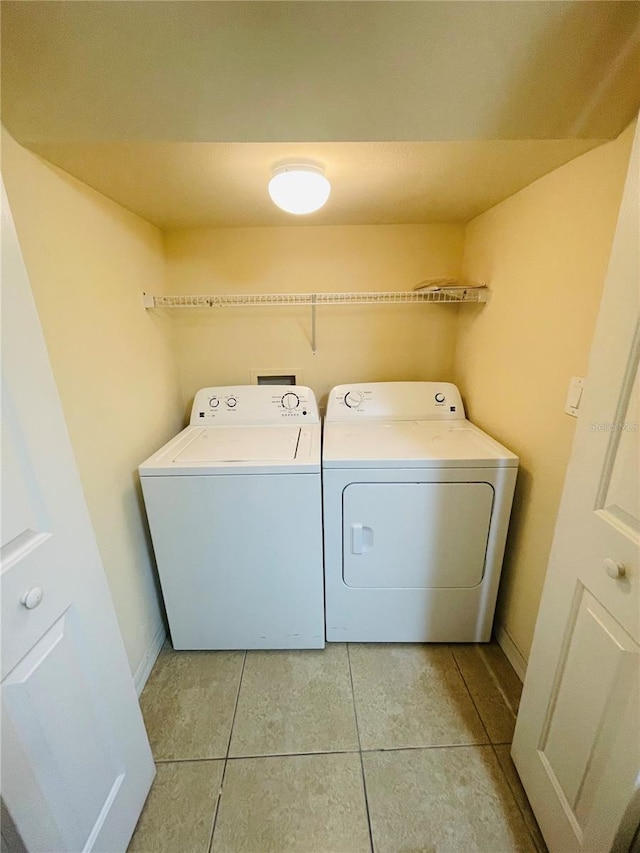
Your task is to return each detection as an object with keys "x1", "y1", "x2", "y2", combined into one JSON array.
[
  {"x1": 326, "y1": 382, "x2": 465, "y2": 421},
  {"x1": 190, "y1": 385, "x2": 320, "y2": 425}
]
